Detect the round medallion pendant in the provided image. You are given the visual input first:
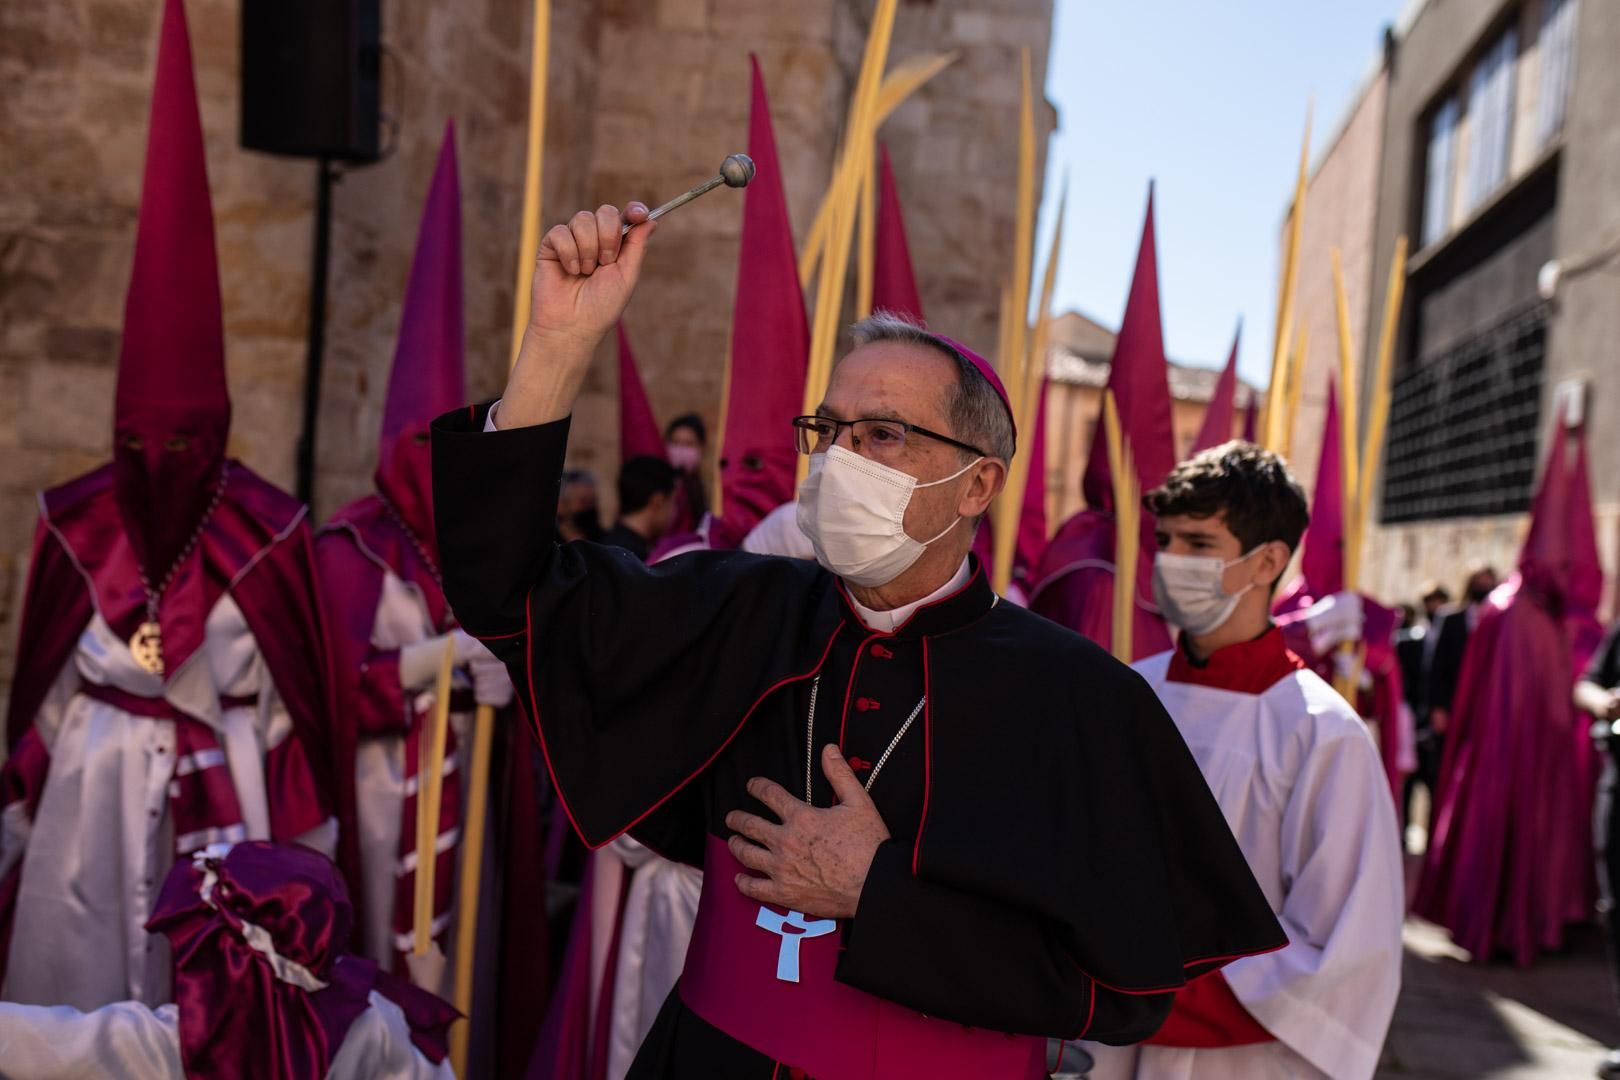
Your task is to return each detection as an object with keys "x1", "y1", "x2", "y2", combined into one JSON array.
[{"x1": 131, "y1": 621, "x2": 165, "y2": 676}]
